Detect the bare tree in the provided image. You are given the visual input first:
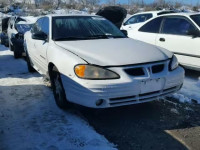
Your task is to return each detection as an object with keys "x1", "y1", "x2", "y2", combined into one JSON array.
[
  {"x1": 106, "y1": 0, "x2": 117, "y2": 5},
  {"x1": 86, "y1": 0, "x2": 100, "y2": 6}
]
